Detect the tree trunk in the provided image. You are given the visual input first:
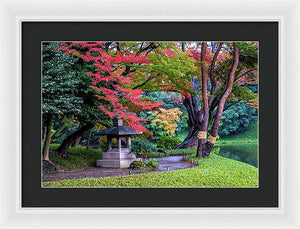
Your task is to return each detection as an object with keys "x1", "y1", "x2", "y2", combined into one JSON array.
[
  {"x1": 42, "y1": 126, "x2": 47, "y2": 145},
  {"x1": 72, "y1": 136, "x2": 82, "y2": 147},
  {"x1": 196, "y1": 42, "x2": 210, "y2": 157},
  {"x1": 86, "y1": 129, "x2": 92, "y2": 150},
  {"x1": 175, "y1": 127, "x2": 200, "y2": 149},
  {"x1": 51, "y1": 125, "x2": 68, "y2": 143},
  {"x1": 175, "y1": 95, "x2": 201, "y2": 149},
  {"x1": 56, "y1": 123, "x2": 94, "y2": 157},
  {"x1": 200, "y1": 43, "x2": 240, "y2": 157},
  {"x1": 42, "y1": 115, "x2": 53, "y2": 161}
]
